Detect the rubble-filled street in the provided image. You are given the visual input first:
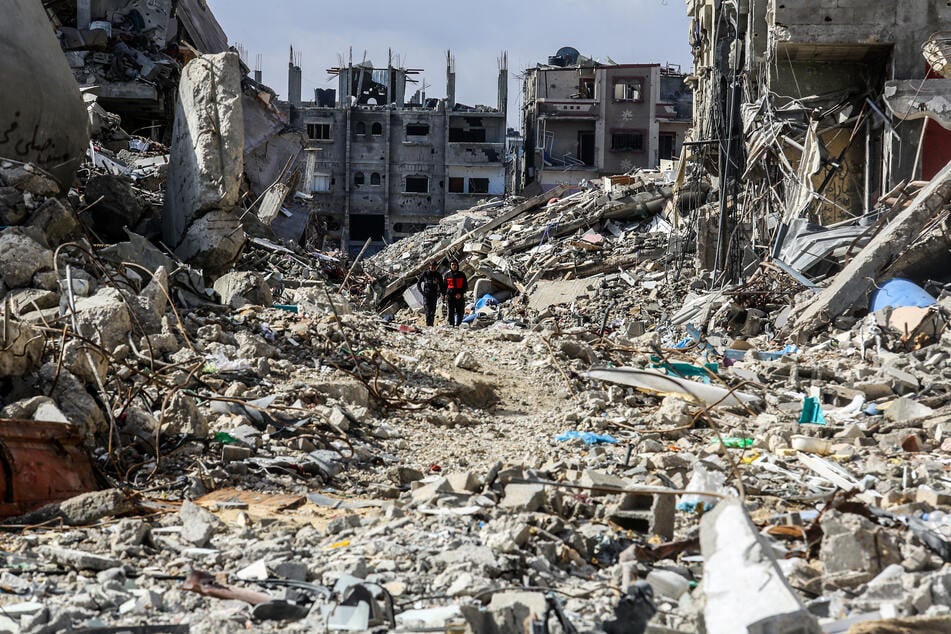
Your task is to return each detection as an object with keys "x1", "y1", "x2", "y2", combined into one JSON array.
[{"x1": 3, "y1": 1, "x2": 951, "y2": 633}]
